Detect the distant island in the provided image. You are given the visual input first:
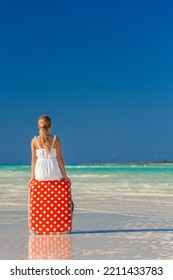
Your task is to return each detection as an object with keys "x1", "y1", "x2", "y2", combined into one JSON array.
[{"x1": 143, "y1": 160, "x2": 173, "y2": 164}]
